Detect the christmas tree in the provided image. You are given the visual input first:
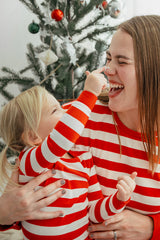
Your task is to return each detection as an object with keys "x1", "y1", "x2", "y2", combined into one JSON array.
[{"x1": 0, "y1": 0, "x2": 125, "y2": 156}]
